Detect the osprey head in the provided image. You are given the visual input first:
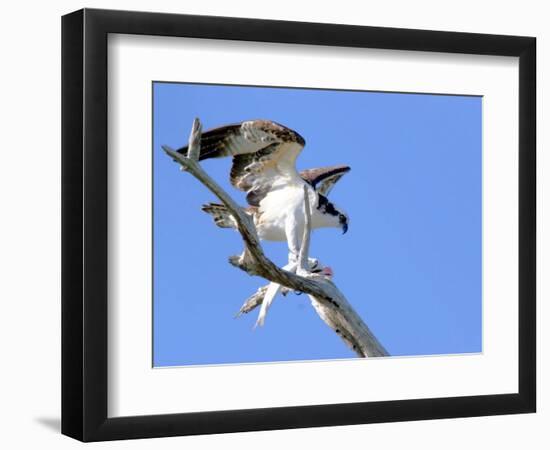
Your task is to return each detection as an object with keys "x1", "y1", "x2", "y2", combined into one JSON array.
[{"x1": 316, "y1": 194, "x2": 349, "y2": 234}]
